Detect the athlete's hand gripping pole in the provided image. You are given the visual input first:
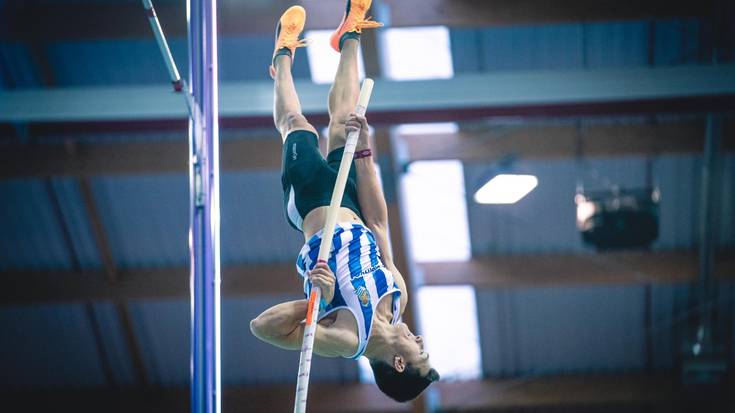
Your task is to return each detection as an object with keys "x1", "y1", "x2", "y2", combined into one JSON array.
[{"x1": 293, "y1": 79, "x2": 374, "y2": 413}]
